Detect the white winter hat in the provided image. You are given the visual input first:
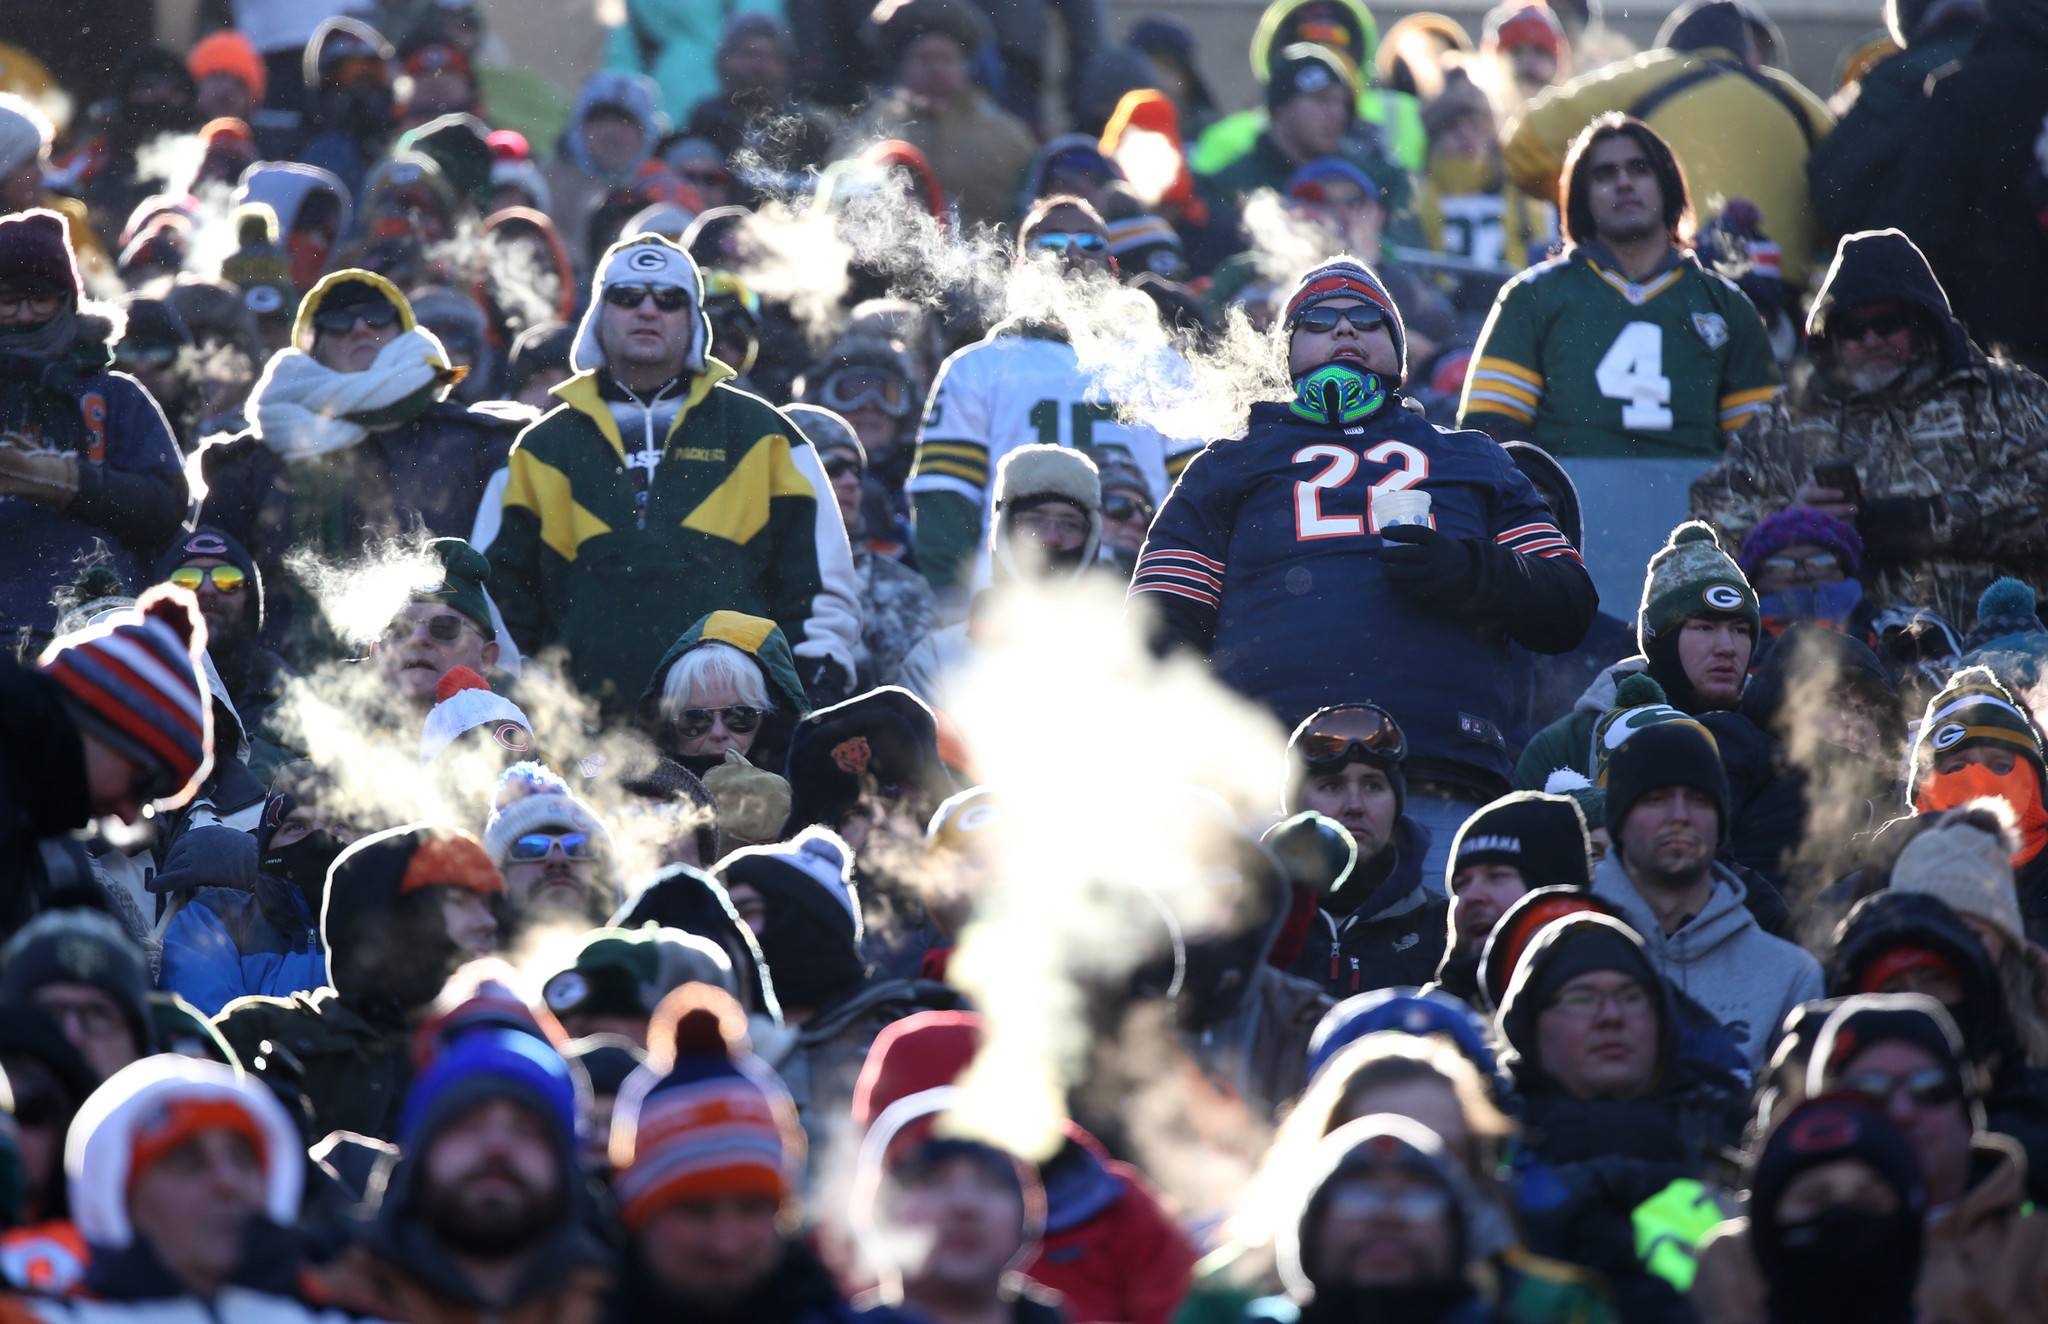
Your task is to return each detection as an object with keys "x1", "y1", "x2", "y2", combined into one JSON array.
[
  {"x1": 1893, "y1": 806, "x2": 2026, "y2": 953},
  {"x1": 0, "y1": 94, "x2": 52, "y2": 177},
  {"x1": 483, "y1": 760, "x2": 616, "y2": 867},
  {"x1": 571, "y1": 233, "x2": 710, "y2": 376},
  {"x1": 419, "y1": 666, "x2": 536, "y2": 765}
]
